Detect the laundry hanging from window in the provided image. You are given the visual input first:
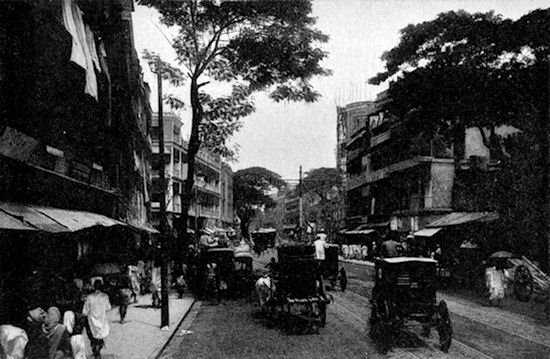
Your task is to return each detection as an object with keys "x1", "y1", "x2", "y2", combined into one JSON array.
[{"x1": 61, "y1": 0, "x2": 101, "y2": 101}]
